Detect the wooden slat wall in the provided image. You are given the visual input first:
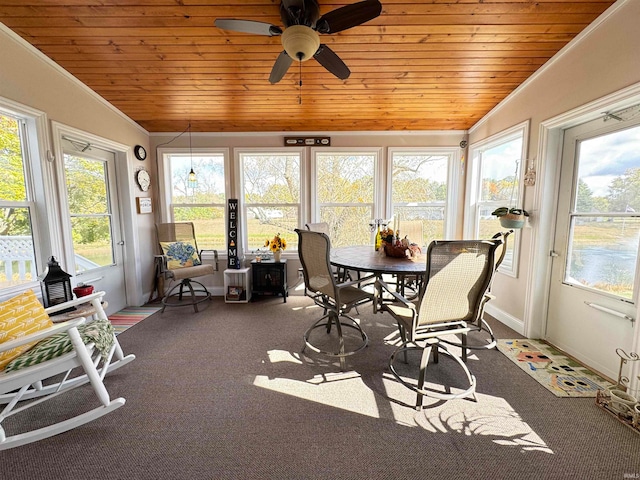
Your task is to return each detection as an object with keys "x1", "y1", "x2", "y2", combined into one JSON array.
[{"x1": 0, "y1": 1, "x2": 616, "y2": 132}]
